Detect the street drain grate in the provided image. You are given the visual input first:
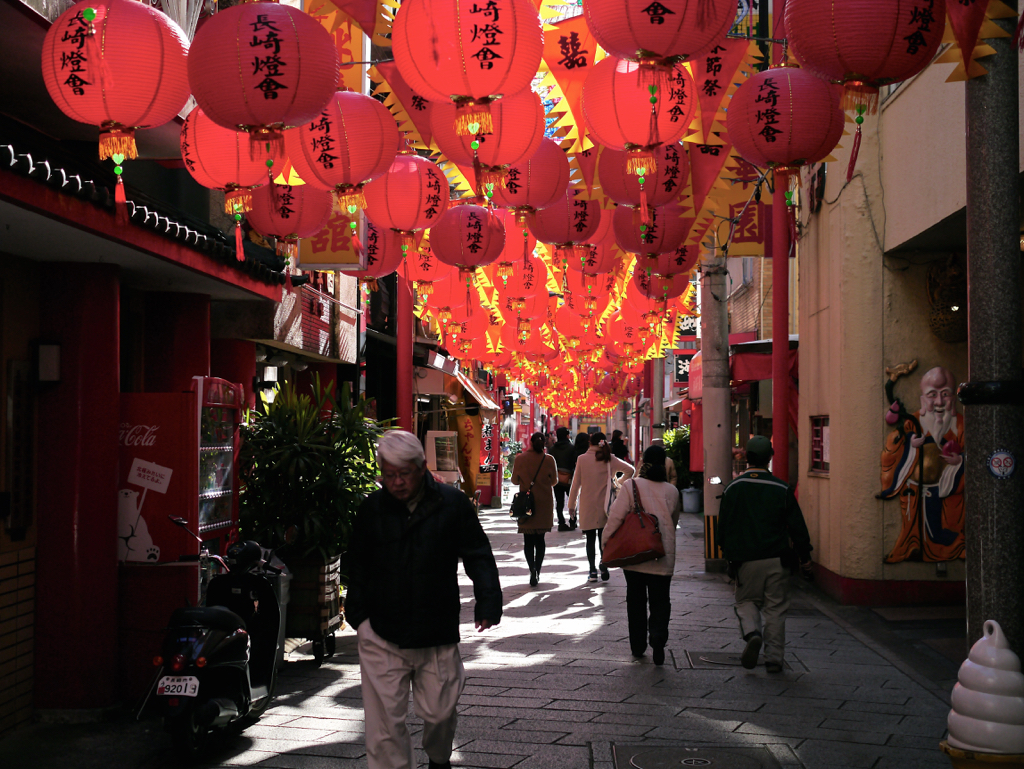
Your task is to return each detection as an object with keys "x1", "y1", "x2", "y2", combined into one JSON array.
[
  {"x1": 684, "y1": 651, "x2": 795, "y2": 670},
  {"x1": 613, "y1": 745, "x2": 785, "y2": 769}
]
